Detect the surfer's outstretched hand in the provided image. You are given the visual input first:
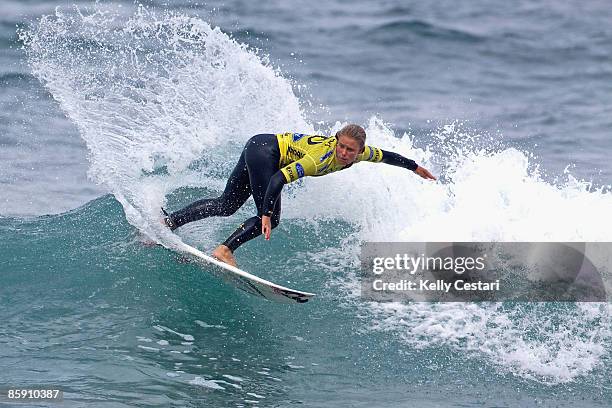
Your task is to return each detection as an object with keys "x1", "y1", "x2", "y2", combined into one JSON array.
[
  {"x1": 415, "y1": 166, "x2": 436, "y2": 180},
  {"x1": 261, "y1": 215, "x2": 272, "y2": 240}
]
